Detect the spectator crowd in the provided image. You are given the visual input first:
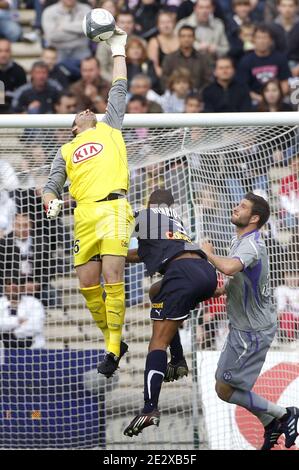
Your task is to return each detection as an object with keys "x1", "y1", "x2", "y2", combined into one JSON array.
[{"x1": 1, "y1": 0, "x2": 299, "y2": 114}]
